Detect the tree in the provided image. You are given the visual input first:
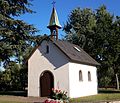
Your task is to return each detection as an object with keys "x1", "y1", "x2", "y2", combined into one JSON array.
[
  {"x1": 93, "y1": 5, "x2": 114, "y2": 87},
  {"x1": 0, "y1": 0, "x2": 37, "y2": 66},
  {"x1": 63, "y1": 5, "x2": 120, "y2": 88},
  {"x1": 0, "y1": 0, "x2": 45, "y2": 91},
  {"x1": 0, "y1": 61, "x2": 26, "y2": 91},
  {"x1": 109, "y1": 16, "x2": 120, "y2": 89},
  {"x1": 63, "y1": 8, "x2": 96, "y2": 50}
]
